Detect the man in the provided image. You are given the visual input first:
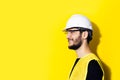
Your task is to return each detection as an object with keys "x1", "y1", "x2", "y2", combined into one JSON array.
[{"x1": 64, "y1": 14, "x2": 104, "y2": 80}]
